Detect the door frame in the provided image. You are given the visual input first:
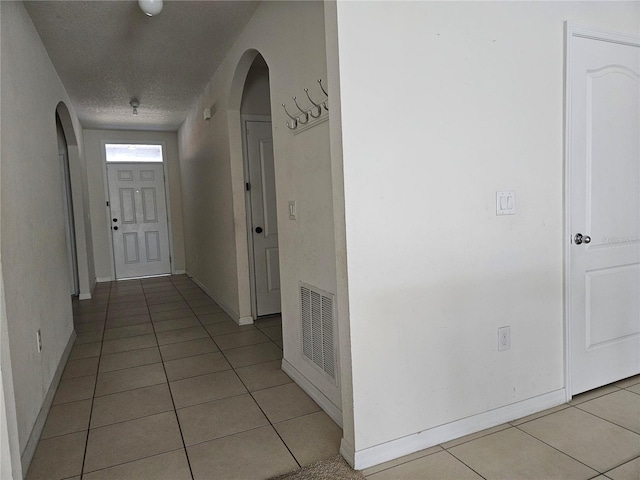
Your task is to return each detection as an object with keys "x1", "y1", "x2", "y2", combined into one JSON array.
[
  {"x1": 59, "y1": 151, "x2": 79, "y2": 295},
  {"x1": 241, "y1": 114, "x2": 275, "y2": 319},
  {"x1": 563, "y1": 22, "x2": 640, "y2": 400},
  {"x1": 100, "y1": 140, "x2": 176, "y2": 281}
]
